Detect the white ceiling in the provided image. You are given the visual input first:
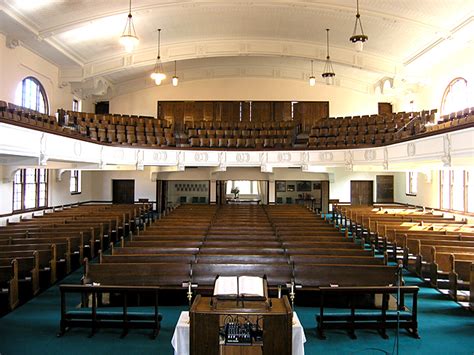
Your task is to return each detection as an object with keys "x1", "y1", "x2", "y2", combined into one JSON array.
[{"x1": 1, "y1": 0, "x2": 473, "y2": 96}]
